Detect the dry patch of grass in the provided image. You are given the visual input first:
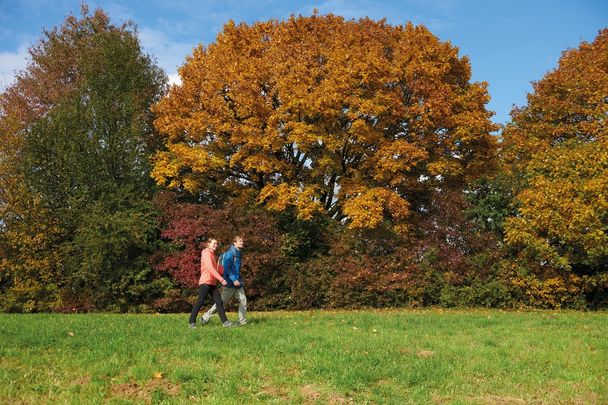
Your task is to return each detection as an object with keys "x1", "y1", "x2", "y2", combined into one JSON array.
[
  {"x1": 110, "y1": 378, "x2": 180, "y2": 403},
  {"x1": 417, "y1": 350, "x2": 436, "y2": 357},
  {"x1": 300, "y1": 383, "x2": 322, "y2": 401},
  {"x1": 470, "y1": 395, "x2": 526, "y2": 404}
]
